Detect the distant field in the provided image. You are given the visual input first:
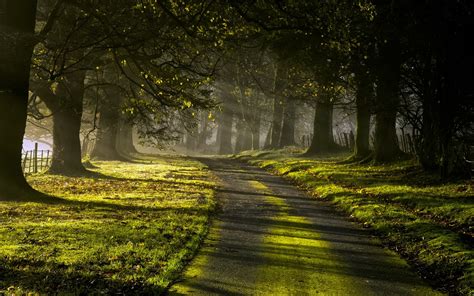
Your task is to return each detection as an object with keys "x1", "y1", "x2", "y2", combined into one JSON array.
[
  {"x1": 0, "y1": 156, "x2": 216, "y2": 295},
  {"x1": 236, "y1": 150, "x2": 474, "y2": 295}
]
